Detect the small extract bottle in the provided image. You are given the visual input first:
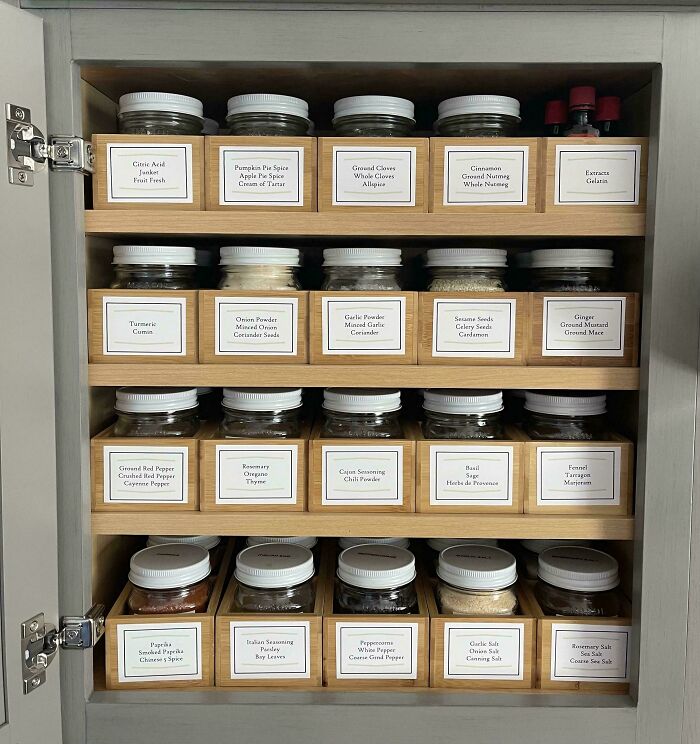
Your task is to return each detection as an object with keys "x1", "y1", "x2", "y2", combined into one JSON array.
[
  {"x1": 565, "y1": 86, "x2": 600, "y2": 137},
  {"x1": 544, "y1": 100, "x2": 568, "y2": 136},
  {"x1": 596, "y1": 96, "x2": 622, "y2": 136}
]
